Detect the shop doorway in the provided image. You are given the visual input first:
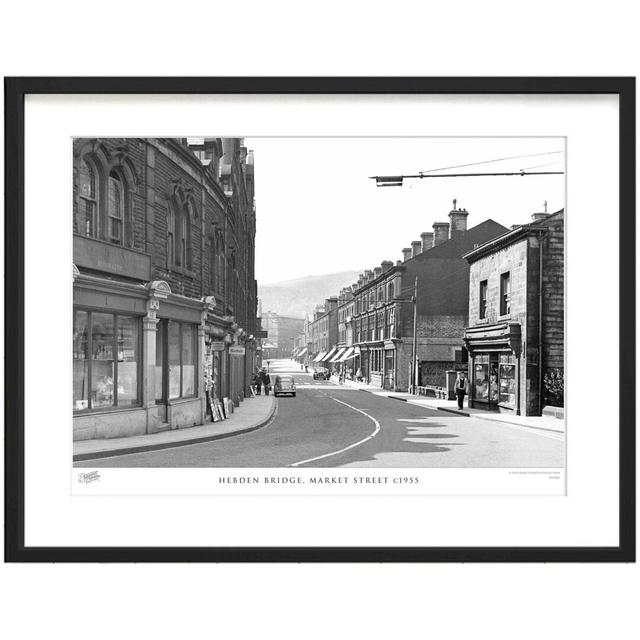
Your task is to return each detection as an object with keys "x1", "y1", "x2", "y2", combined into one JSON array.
[{"x1": 472, "y1": 352, "x2": 517, "y2": 410}]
